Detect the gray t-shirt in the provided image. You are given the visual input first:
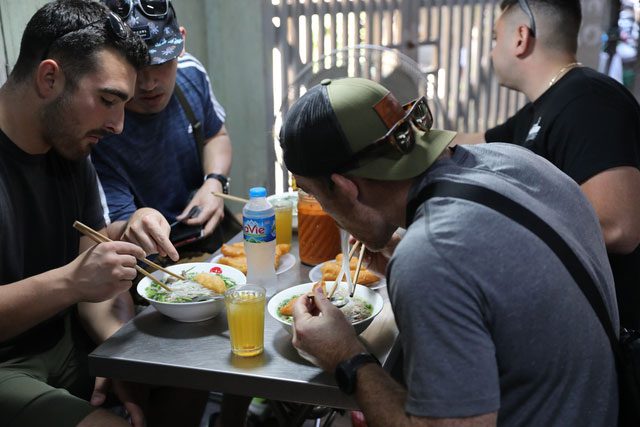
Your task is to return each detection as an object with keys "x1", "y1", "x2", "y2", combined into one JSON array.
[{"x1": 389, "y1": 144, "x2": 618, "y2": 426}]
